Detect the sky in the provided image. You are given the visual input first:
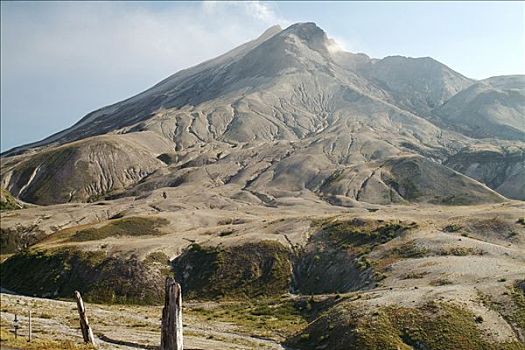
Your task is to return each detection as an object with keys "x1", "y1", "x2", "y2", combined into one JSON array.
[{"x1": 1, "y1": 1, "x2": 524, "y2": 151}]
